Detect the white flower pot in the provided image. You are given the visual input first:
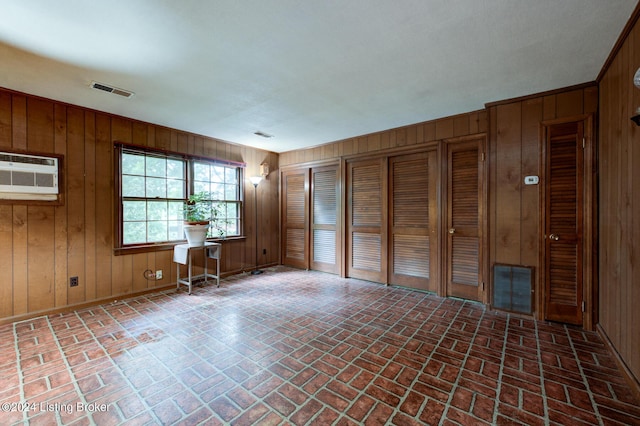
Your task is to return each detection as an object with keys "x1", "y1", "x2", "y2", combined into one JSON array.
[{"x1": 183, "y1": 223, "x2": 209, "y2": 247}]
